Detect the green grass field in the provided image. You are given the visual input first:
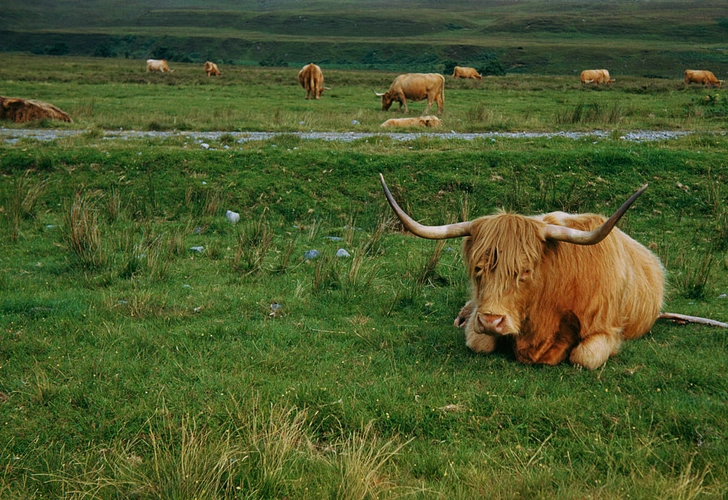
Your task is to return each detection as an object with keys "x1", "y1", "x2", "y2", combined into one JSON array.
[{"x1": 1, "y1": 6, "x2": 728, "y2": 497}]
